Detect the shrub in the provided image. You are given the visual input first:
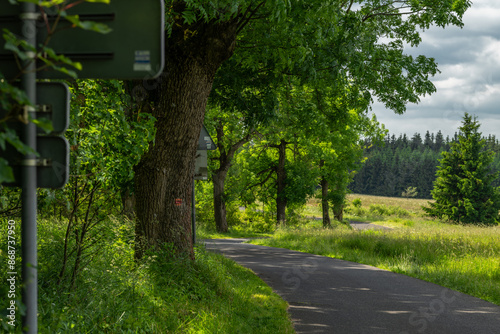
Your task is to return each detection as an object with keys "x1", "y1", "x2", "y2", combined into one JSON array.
[{"x1": 352, "y1": 198, "x2": 362, "y2": 208}]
